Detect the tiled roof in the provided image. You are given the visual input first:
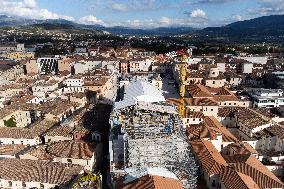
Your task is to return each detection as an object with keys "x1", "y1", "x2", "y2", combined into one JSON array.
[
  {"x1": 220, "y1": 166, "x2": 260, "y2": 189},
  {"x1": 167, "y1": 97, "x2": 218, "y2": 108},
  {"x1": 218, "y1": 107, "x2": 243, "y2": 117},
  {"x1": 191, "y1": 140, "x2": 228, "y2": 175},
  {"x1": 184, "y1": 98, "x2": 218, "y2": 106},
  {"x1": 204, "y1": 116, "x2": 238, "y2": 143},
  {"x1": 265, "y1": 125, "x2": 284, "y2": 139},
  {"x1": 235, "y1": 108, "x2": 270, "y2": 129},
  {"x1": 47, "y1": 140, "x2": 95, "y2": 160},
  {"x1": 186, "y1": 71, "x2": 204, "y2": 78},
  {"x1": 24, "y1": 145, "x2": 54, "y2": 160},
  {"x1": 213, "y1": 95, "x2": 239, "y2": 102},
  {"x1": 121, "y1": 174, "x2": 183, "y2": 189},
  {"x1": 186, "y1": 124, "x2": 217, "y2": 140},
  {"x1": 0, "y1": 159, "x2": 82, "y2": 185},
  {"x1": 45, "y1": 125, "x2": 74, "y2": 138},
  {"x1": 242, "y1": 142, "x2": 258, "y2": 154},
  {"x1": 186, "y1": 84, "x2": 212, "y2": 98},
  {"x1": 224, "y1": 155, "x2": 284, "y2": 189},
  {"x1": 0, "y1": 119, "x2": 56, "y2": 139},
  {"x1": 222, "y1": 142, "x2": 258, "y2": 156},
  {"x1": 207, "y1": 87, "x2": 232, "y2": 96},
  {"x1": 184, "y1": 108, "x2": 204, "y2": 118},
  {"x1": 0, "y1": 144, "x2": 26, "y2": 155},
  {"x1": 253, "y1": 108, "x2": 277, "y2": 118}
]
